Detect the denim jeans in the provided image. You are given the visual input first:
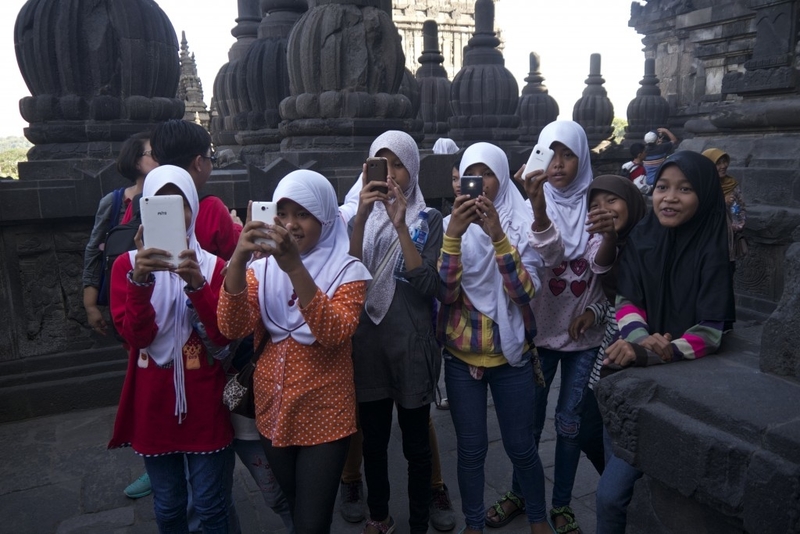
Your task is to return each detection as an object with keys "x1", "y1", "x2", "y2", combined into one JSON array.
[
  {"x1": 525, "y1": 346, "x2": 598, "y2": 508},
  {"x1": 187, "y1": 450, "x2": 239, "y2": 534},
  {"x1": 445, "y1": 352, "x2": 546, "y2": 530},
  {"x1": 144, "y1": 448, "x2": 232, "y2": 534},
  {"x1": 232, "y1": 439, "x2": 294, "y2": 533},
  {"x1": 595, "y1": 428, "x2": 642, "y2": 534}
]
